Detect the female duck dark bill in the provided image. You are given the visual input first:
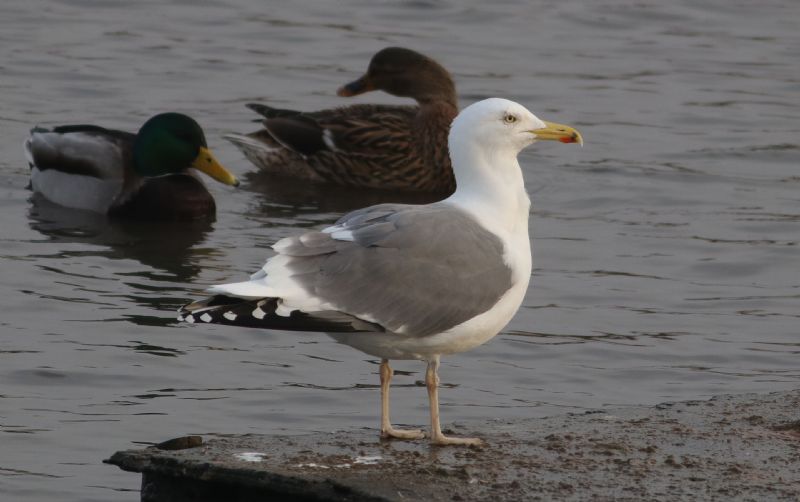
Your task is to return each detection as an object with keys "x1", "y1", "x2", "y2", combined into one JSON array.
[
  {"x1": 26, "y1": 113, "x2": 239, "y2": 221},
  {"x1": 180, "y1": 98, "x2": 583, "y2": 446},
  {"x1": 225, "y1": 47, "x2": 458, "y2": 193}
]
